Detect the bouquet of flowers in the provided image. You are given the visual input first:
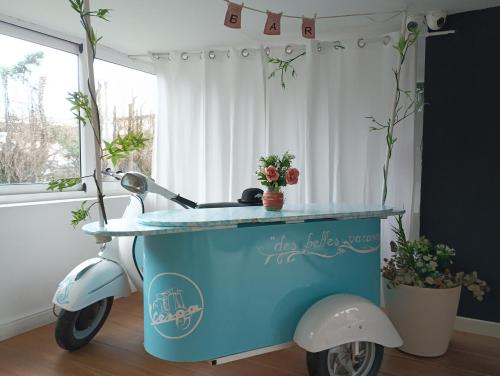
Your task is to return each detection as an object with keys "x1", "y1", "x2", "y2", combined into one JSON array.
[{"x1": 256, "y1": 151, "x2": 299, "y2": 191}]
